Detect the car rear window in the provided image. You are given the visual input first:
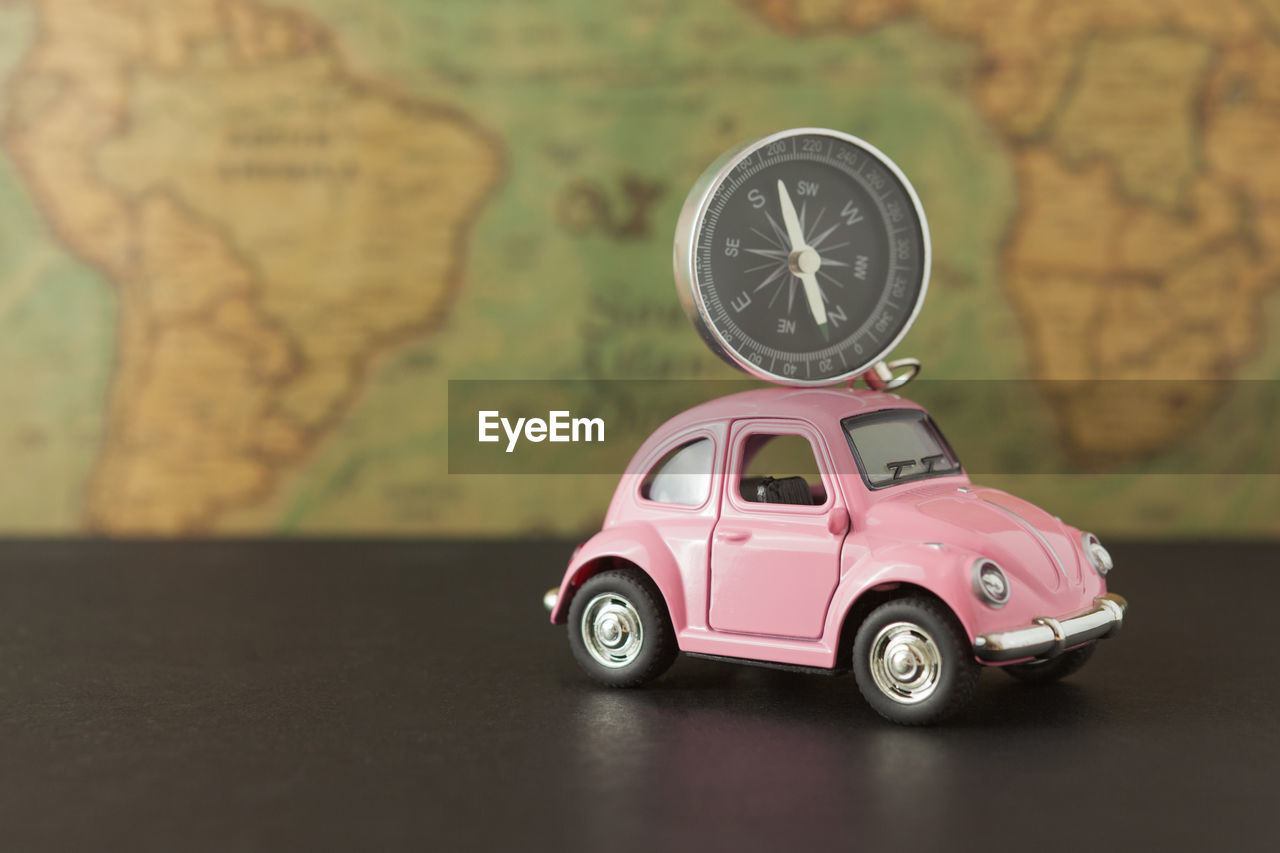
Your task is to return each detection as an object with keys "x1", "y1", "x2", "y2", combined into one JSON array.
[{"x1": 641, "y1": 438, "x2": 713, "y2": 506}]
